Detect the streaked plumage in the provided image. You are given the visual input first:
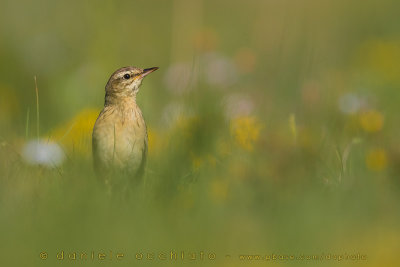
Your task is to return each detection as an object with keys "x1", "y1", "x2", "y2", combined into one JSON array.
[{"x1": 92, "y1": 66, "x2": 158, "y2": 182}]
